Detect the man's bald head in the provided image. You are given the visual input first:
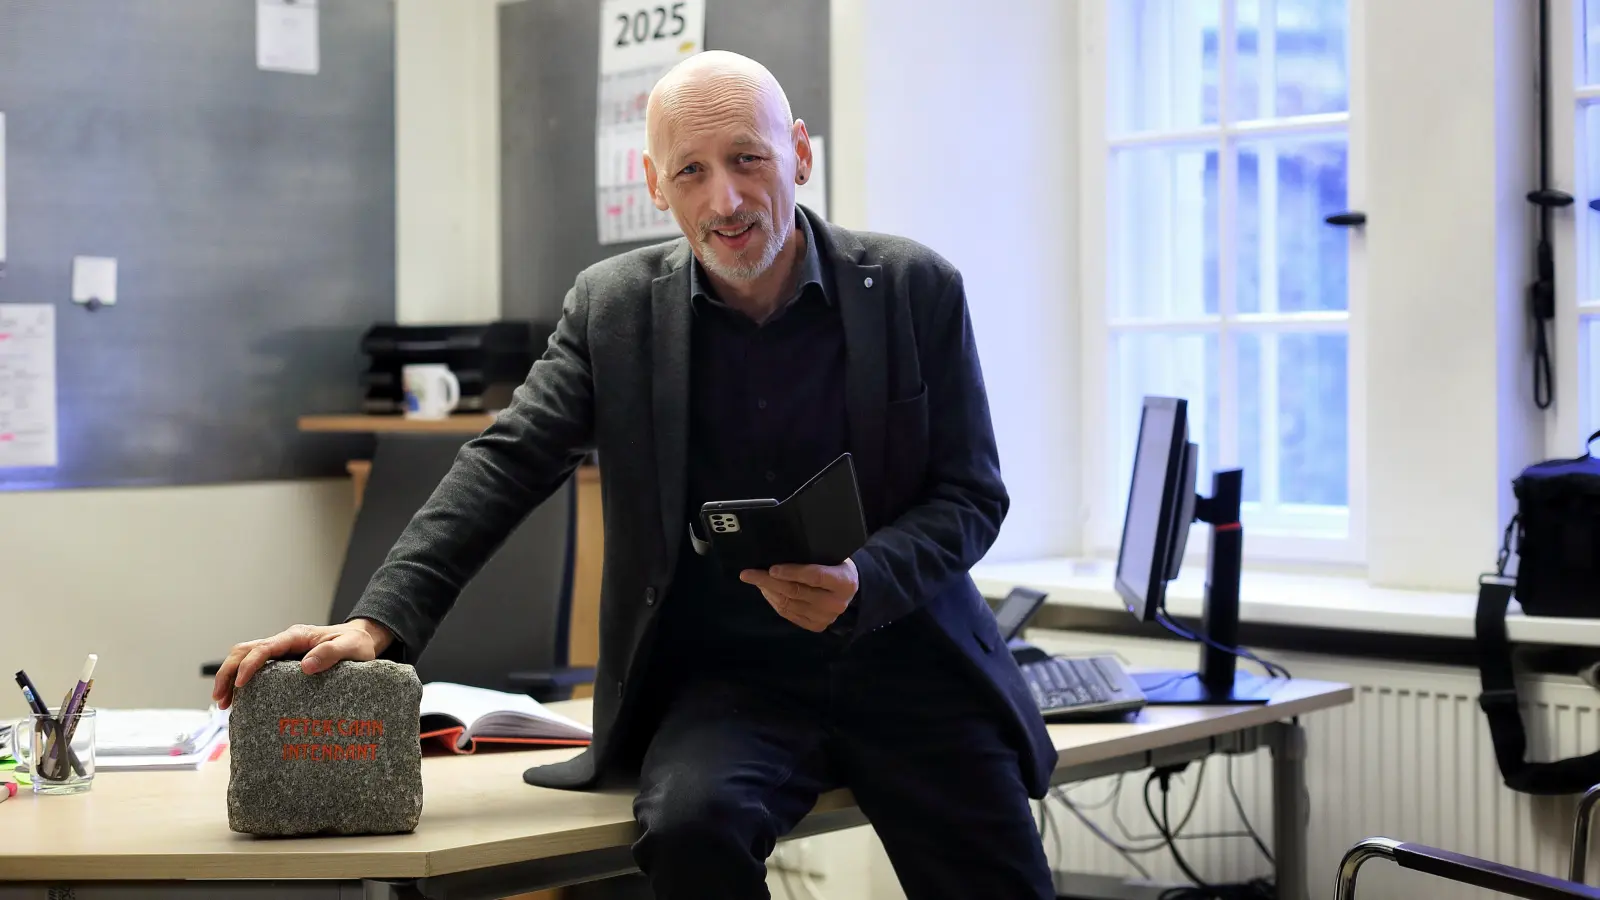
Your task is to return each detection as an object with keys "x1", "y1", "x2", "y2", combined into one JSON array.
[
  {"x1": 646, "y1": 50, "x2": 793, "y2": 169},
  {"x1": 641, "y1": 51, "x2": 812, "y2": 290}
]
